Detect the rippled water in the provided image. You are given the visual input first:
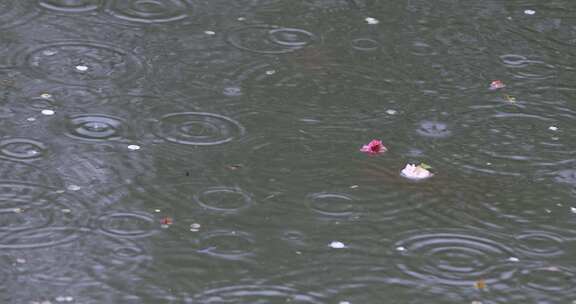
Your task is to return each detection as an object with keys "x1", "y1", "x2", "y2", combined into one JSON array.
[{"x1": 2, "y1": 0, "x2": 576, "y2": 303}]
